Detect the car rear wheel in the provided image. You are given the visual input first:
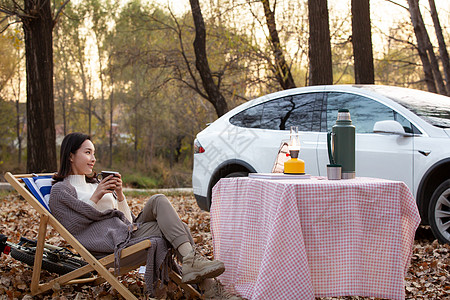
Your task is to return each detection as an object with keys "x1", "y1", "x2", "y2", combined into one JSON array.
[
  {"x1": 428, "y1": 179, "x2": 450, "y2": 244},
  {"x1": 224, "y1": 171, "x2": 249, "y2": 178}
]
